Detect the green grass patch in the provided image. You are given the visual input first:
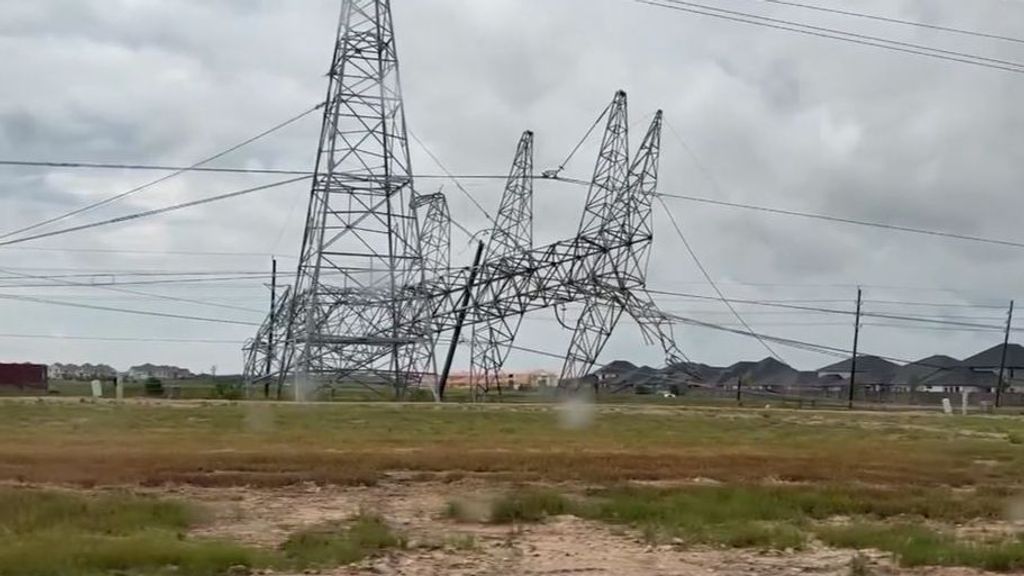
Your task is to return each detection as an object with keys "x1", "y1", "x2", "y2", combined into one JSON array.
[
  {"x1": 819, "y1": 523, "x2": 1024, "y2": 572},
  {"x1": 0, "y1": 530, "x2": 273, "y2": 576},
  {"x1": 0, "y1": 488, "x2": 195, "y2": 536},
  {"x1": 462, "y1": 484, "x2": 1023, "y2": 569},
  {"x1": 281, "y1": 513, "x2": 404, "y2": 567},
  {"x1": 0, "y1": 488, "x2": 271, "y2": 576}
]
